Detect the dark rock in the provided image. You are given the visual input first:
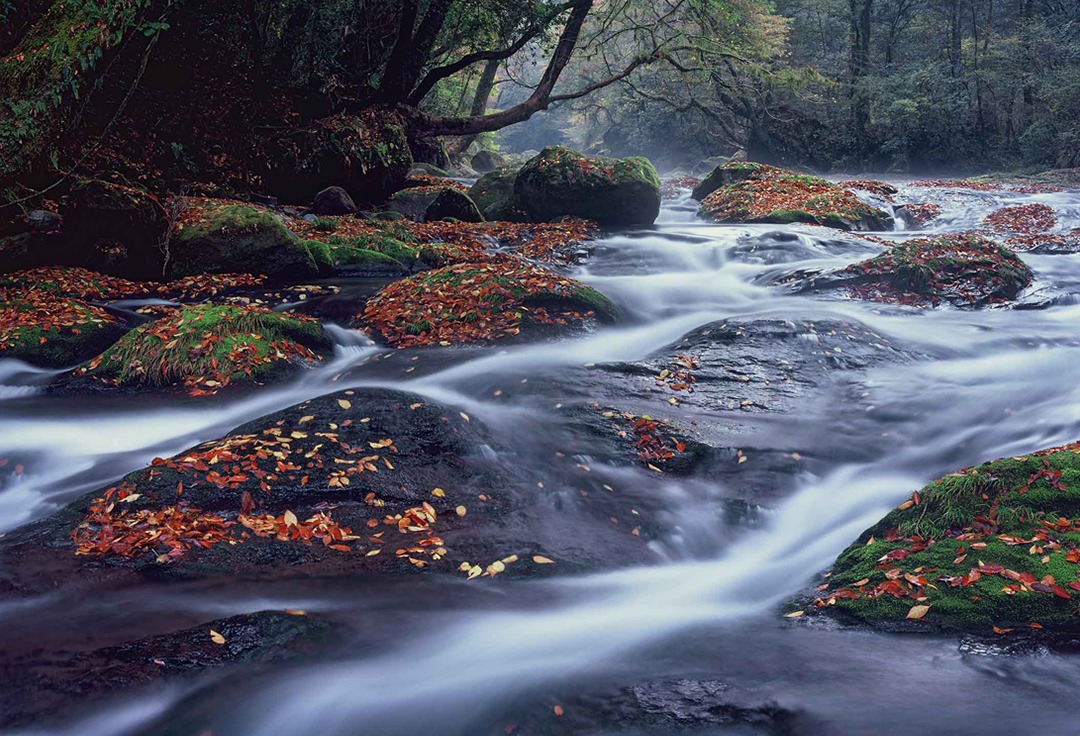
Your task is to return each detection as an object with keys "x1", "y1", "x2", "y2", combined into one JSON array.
[
  {"x1": 470, "y1": 149, "x2": 505, "y2": 173},
  {"x1": 424, "y1": 189, "x2": 483, "y2": 222},
  {"x1": 0, "y1": 610, "x2": 337, "y2": 730},
  {"x1": 59, "y1": 179, "x2": 168, "y2": 279},
  {"x1": 386, "y1": 187, "x2": 442, "y2": 220},
  {"x1": 262, "y1": 108, "x2": 412, "y2": 206},
  {"x1": 515, "y1": 146, "x2": 662, "y2": 226},
  {"x1": 467, "y1": 166, "x2": 526, "y2": 221},
  {"x1": 26, "y1": 209, "x2": 62, "y2": 232},
  {"x1": 409, "y1": 134, "x2": 450, "y2": 169},
  {"x1": 312, "y1": 186, "x2": 356, "y2": 215}
]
